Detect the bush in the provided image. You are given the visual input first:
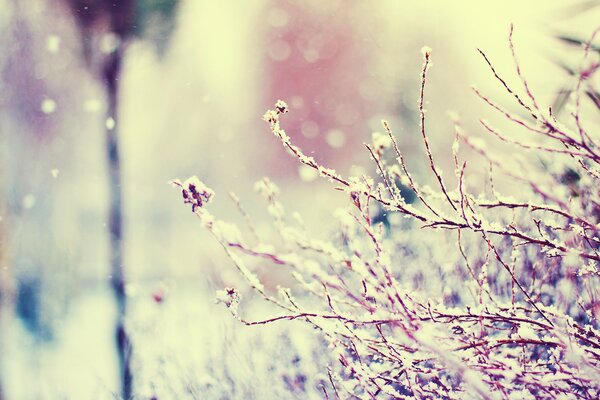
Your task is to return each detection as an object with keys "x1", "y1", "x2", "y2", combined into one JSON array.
[{"x1": 174, "y1": 27, "x2": 600, "y2": 399}]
